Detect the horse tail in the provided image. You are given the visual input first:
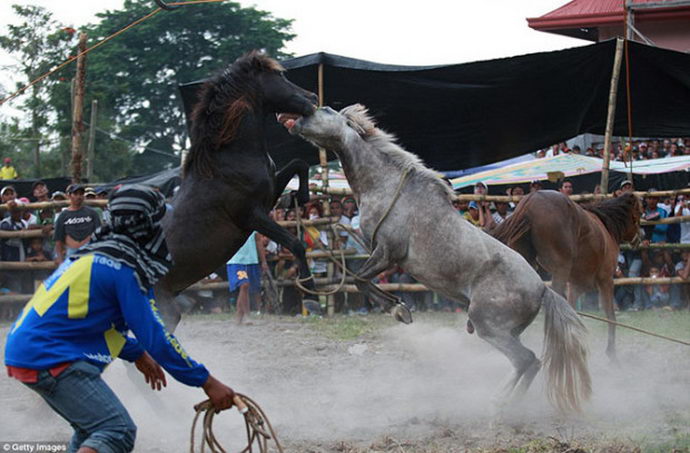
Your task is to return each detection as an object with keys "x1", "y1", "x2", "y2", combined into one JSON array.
[{"x1": 541, "y1": 287, "x2": 592, "y2": 413}]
